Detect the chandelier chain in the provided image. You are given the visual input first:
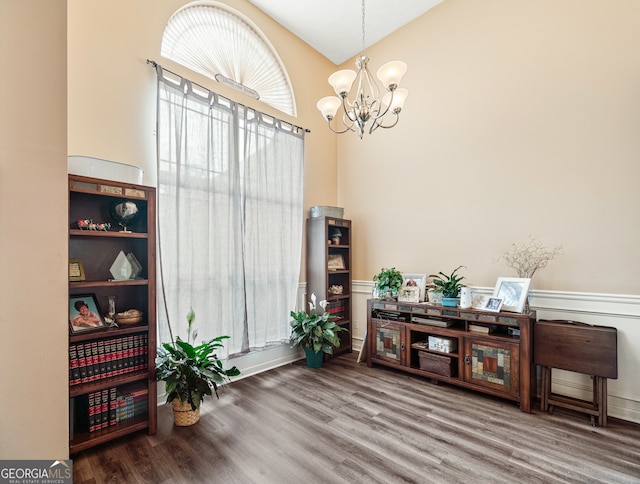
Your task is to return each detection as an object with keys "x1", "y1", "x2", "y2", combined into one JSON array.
[{"x1": 361, "y1": 0, "x2": 366, "y2": 55}]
